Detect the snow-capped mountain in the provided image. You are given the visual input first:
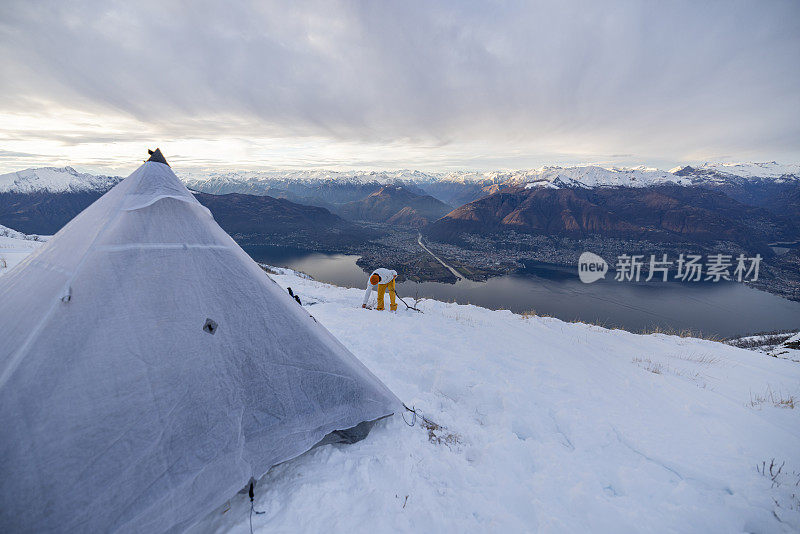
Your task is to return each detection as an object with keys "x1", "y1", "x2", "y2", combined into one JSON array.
[
  {"x1": 182, "y1": 165, "x2": 733, "y2": 208},
  {"x1": 0, "y1": 167, "x2": 122, "y2": 193},
  {"x1": 515, "y1": 165, "x2": 691, "y2": 189},
  {"x1": 666, "y1": 163, "x2": 800, "y2": 223},
  {"x1": 185, "y1": 166, "x2": 693, "y2": 191},
  {"x1": 183, "y1": 169, "x2": 436, "y2": 194},
  {"x1": 2, "y1": 162, "x2": 798, "y2": 233},
  {"x1": 182, "y1": 170, "x2": 435, "y2": 211},
  {"x1": 433, "y1": 166, "x2": 689, "y2": 189},
  {"x1": 3, "y1": 162, "x2": 797, "y2": 197},
  {"x1": 671, "y1": 162, "x2": 800, "y2": 184},
  {"x1": 419, "y1": 167, "x2": 692, "y2": 206},
  {"x1": 183, "y1": 166, "x2": 698, "y2": 209}
]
